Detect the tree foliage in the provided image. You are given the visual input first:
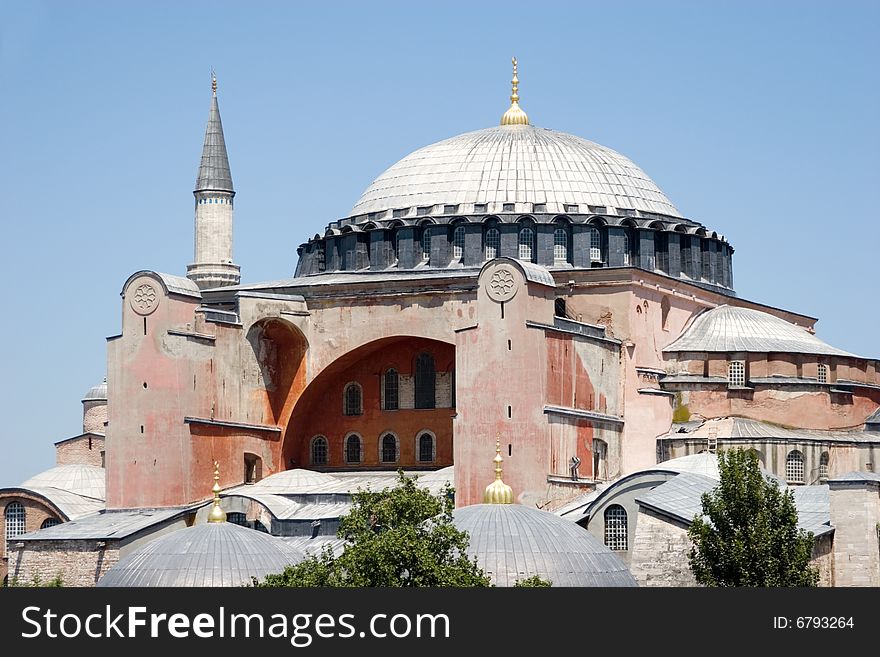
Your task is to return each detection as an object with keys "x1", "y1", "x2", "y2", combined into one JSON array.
[
  {"x1": 687, "y1": 448, "x2": 819, "y2": 587},
  {"x1": 513, "y1": 575, "x2": 552, "y2": 587},
  {"x1": 259, "y1": 471, "x2": 491, "y2": 587}
]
